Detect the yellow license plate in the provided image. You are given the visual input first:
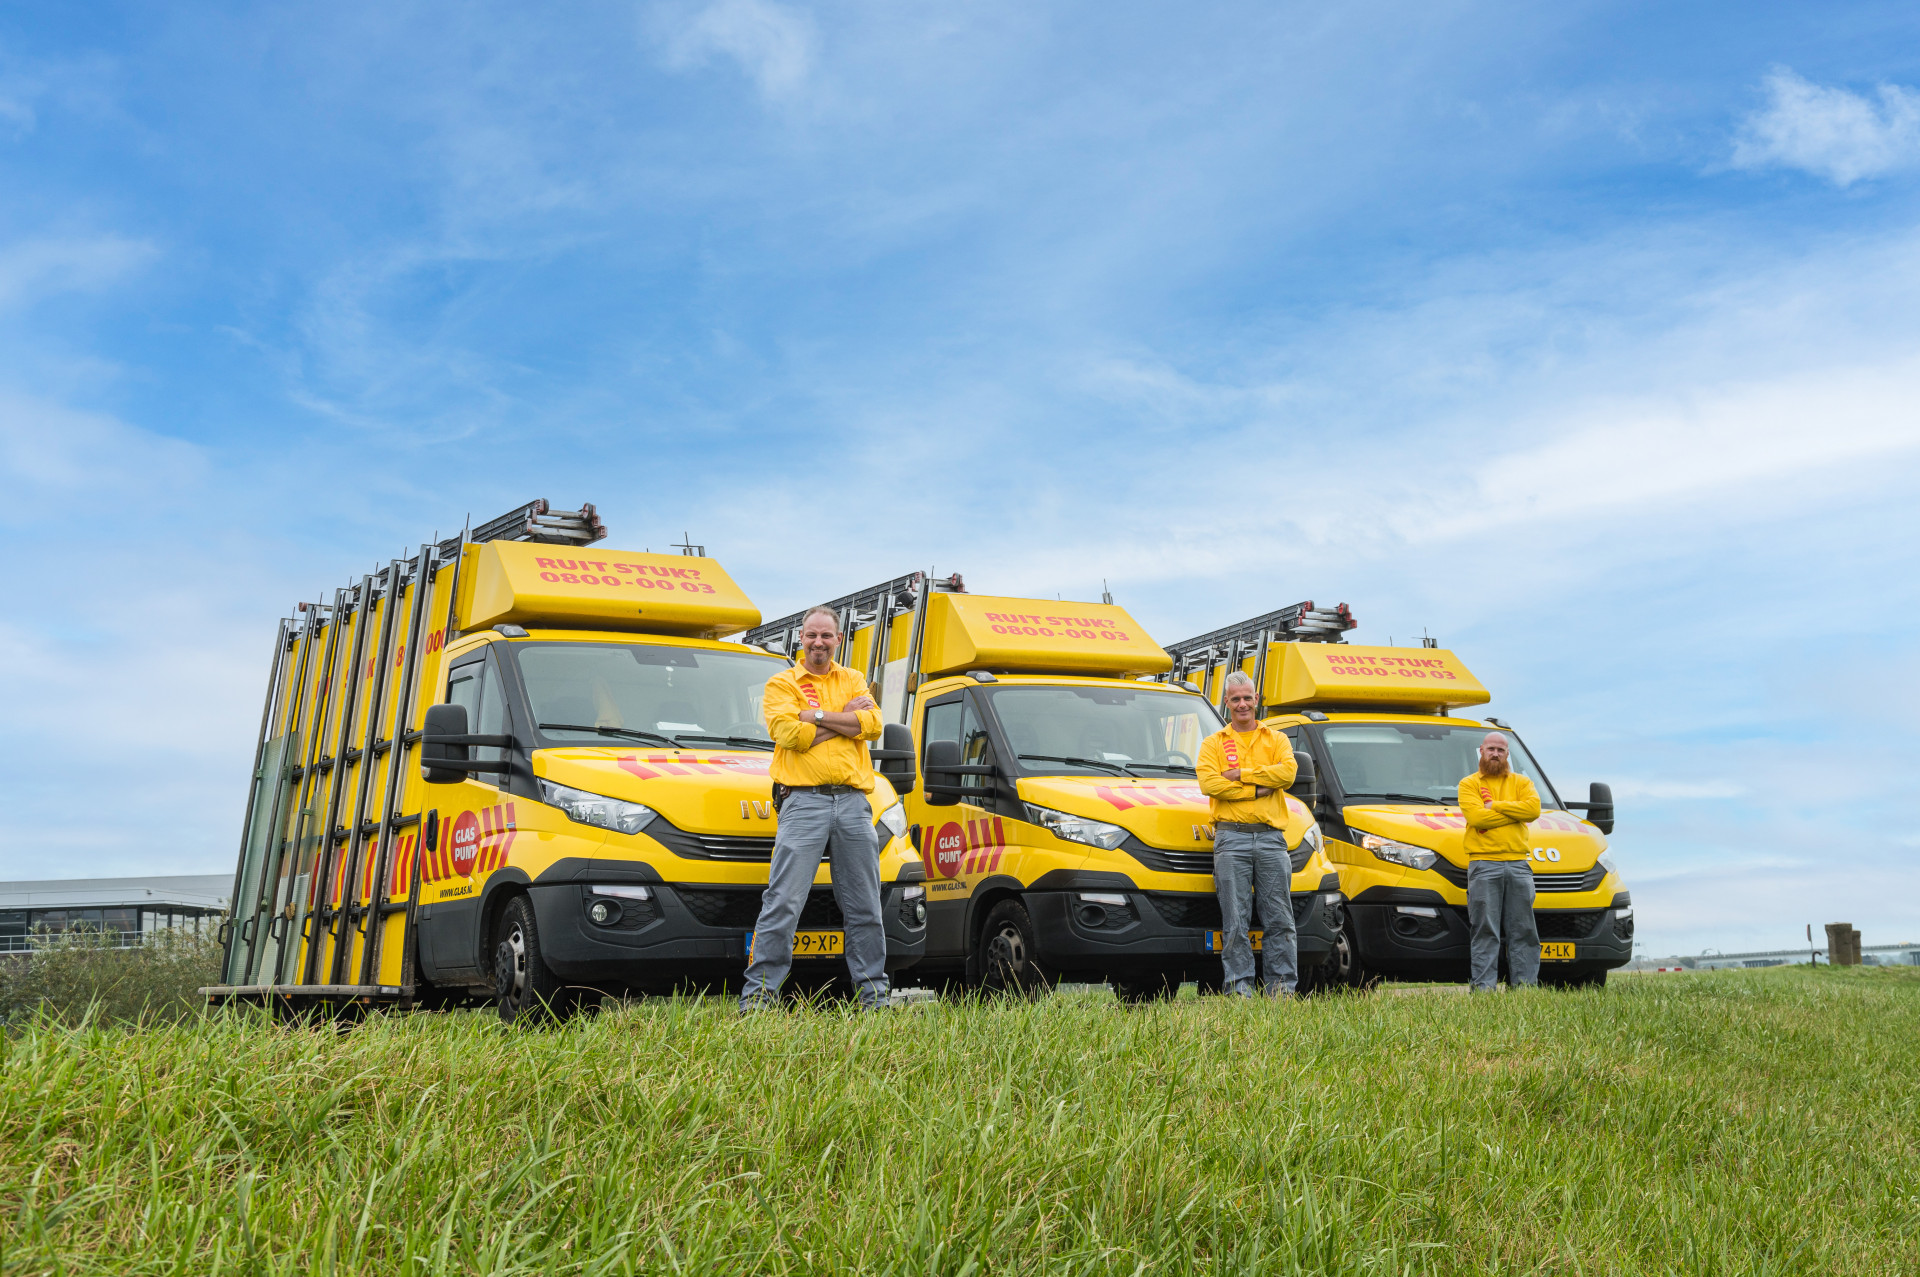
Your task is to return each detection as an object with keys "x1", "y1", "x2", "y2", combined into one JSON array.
[
  {"x1": 1540, "y1": 942, "x2": 1577, "y2": 961},
  {"x1": 746, "y1": 930, "x2": 845, "y2": 960},
  {"x1": 1207, "y1": 931, "x2": 1264, "y2": 952}
]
